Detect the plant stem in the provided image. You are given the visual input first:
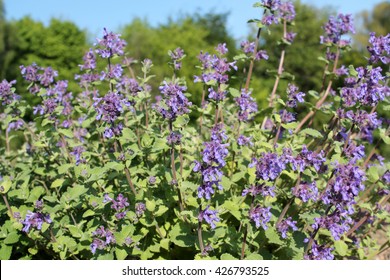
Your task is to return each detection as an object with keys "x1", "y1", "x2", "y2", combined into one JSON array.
[
  {"x1": 241, "y1": 195, "x2": 255, "y2": 259},
  {"x1": 198, "y1": 205, "x2": 205, "y2": 253},
  {"x1": 2, "y1": 194, "x2": 13, "y2": 217},
  {"x1": 244, "y1": 10, "x2": 266, "y2": 91}
]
